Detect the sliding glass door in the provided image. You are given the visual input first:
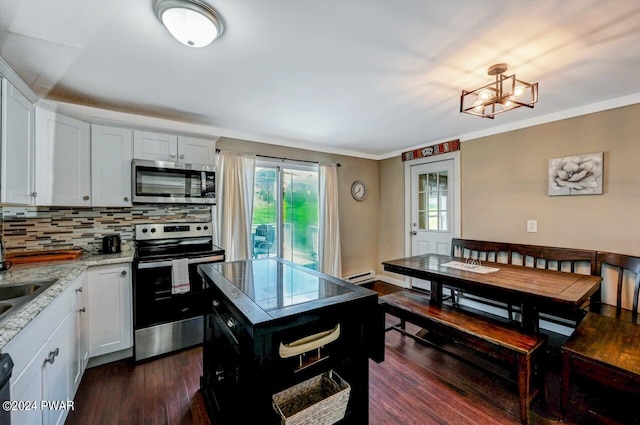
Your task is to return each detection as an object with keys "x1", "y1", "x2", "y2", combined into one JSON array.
[{"x1": 252, "y1": 161, "x2": 319, "y2": 270}]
